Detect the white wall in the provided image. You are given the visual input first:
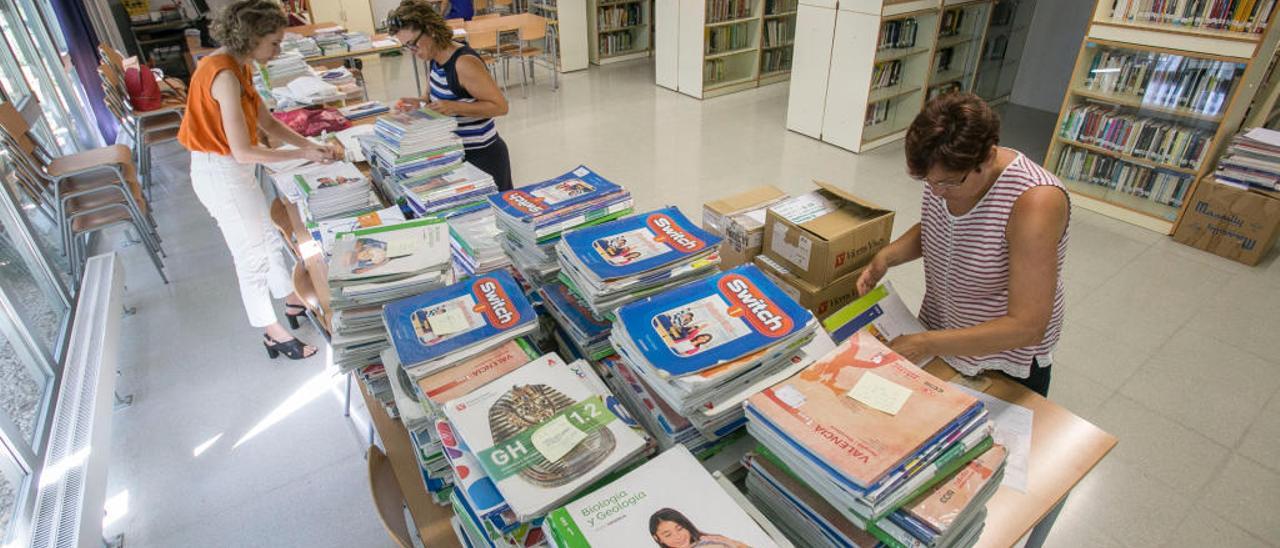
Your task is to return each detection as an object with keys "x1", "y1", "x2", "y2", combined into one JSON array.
[{"x1": 1009, "y1": 0, "x2": 1091, "y2": 113}]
